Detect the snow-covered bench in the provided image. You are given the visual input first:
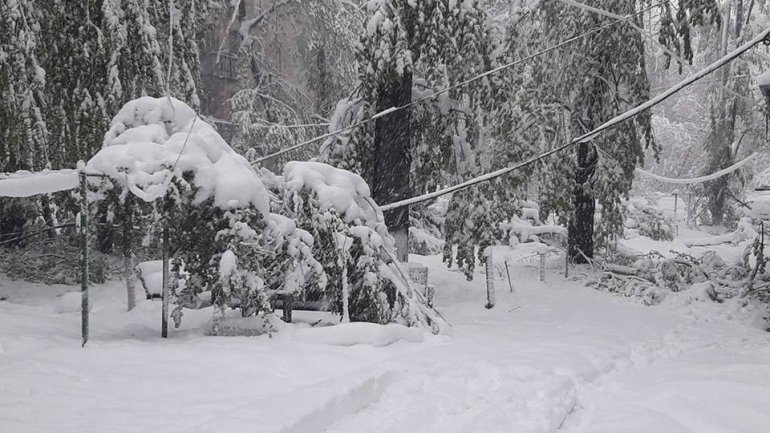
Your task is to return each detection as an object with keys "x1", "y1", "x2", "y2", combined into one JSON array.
[
  {"x1": 135, "y1": 260, "x2": 166, "y2": 299},
  {"x1": 135, "y1": 260, "x2": 211, "y2": 309}
]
